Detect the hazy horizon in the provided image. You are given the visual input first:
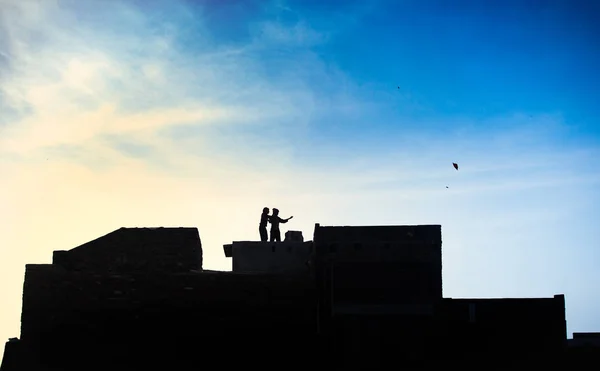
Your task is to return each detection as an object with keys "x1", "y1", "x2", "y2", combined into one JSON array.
[{"x1": 1, "y1": 0, "x2": 599, "y2": 359}]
